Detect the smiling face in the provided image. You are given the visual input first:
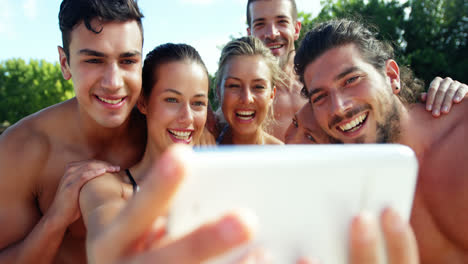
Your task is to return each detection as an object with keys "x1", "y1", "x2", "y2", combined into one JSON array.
[
  {"x1": 284, "y1": 104, "x2": 335, "y2": 144},
  {"x1": 247, "y1": 0, "x2": 301, "y2": 65},
  {"x1": 139, "y1": 61, "x2": 209, "y2": 152},
  {"x1": 59, "y1": 19, "x2": 143, "y2": 128},
  {"x1": 220, "y1": 55, "x2": 275, "y2": 137},
  {"x1": 303, "y1": 44, "x2": 402, "y2": 143}
]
